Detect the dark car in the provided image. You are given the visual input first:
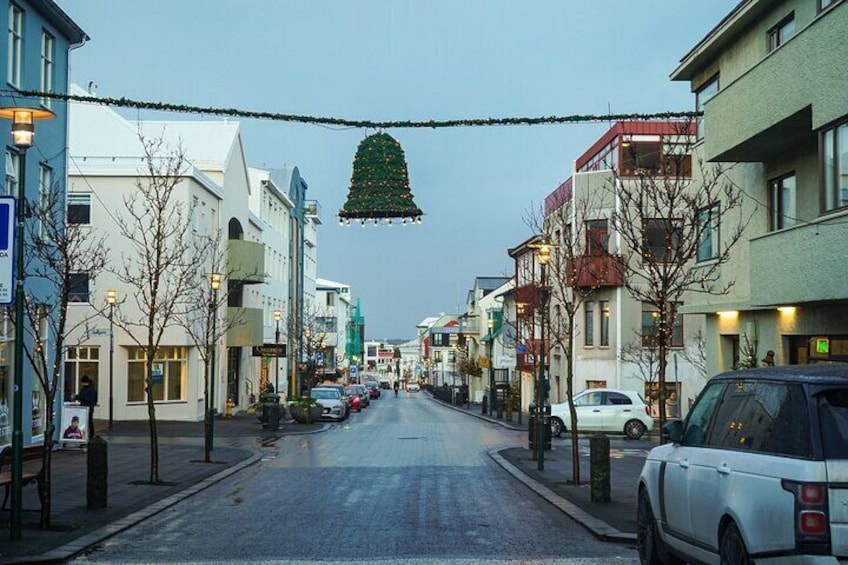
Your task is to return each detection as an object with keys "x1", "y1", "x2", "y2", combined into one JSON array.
[{"x1": 365, "y1": 381, "x2": 381, "y2": 399}]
